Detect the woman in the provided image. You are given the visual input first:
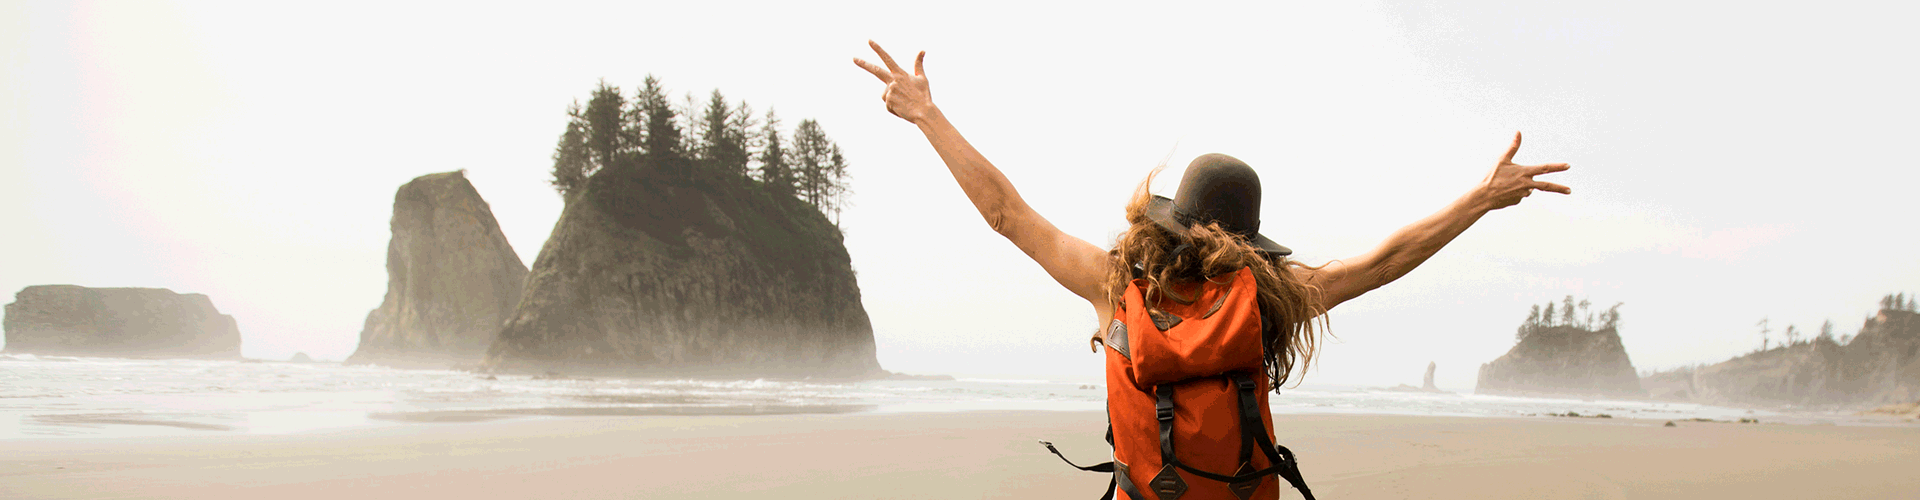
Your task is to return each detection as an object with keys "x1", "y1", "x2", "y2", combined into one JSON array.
[{"x1": 853, "y1": 41, "x2": 1569, "y2": 500}]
